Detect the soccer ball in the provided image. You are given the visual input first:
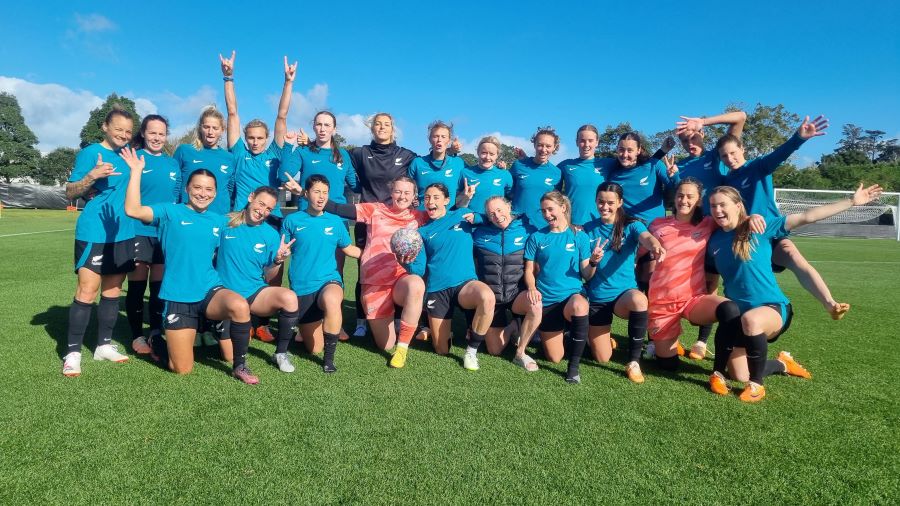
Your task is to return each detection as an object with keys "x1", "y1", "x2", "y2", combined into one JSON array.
[{"x1": 390, "y1": 228, "x2": 423, "y2": 259}]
